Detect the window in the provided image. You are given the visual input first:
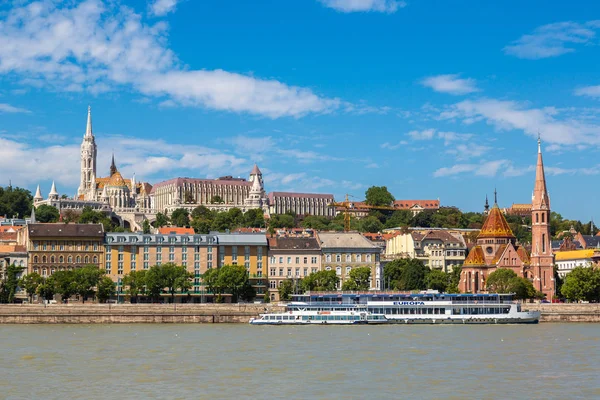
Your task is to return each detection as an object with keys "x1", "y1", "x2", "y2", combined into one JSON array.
[
  {"x1": 232, "y1": 246, "x2": 238, "y2": 260},
  {"x1": 326, "y1": 254, "x2": 331, "y2": 262},
  {"x1": 287, "y1": 268, "x2": 292, "y2": 277},
  {"x1": 68, "y1": 256, "x2": 72, "y2": 263},
  {"x1": 279, "y1": 268, "x2": 284, "y2": 276},
  {"x1": 536, "y1": 213, "x2": 539, "y2": 223},
  {"x1": 157, "y1": 253, "x2": 162, "y2": 261},
  {"x1": 336, "y1": 266, "x2": 341, "y2": 275},
  {"x1": 270, "y1": 281, "x2": 276, "y2": 289},
  {"x1": 270, "y1": 268, "x2": 276, "y2": 276},
  {"x1": 346, "y1": 254, "x2": 351, "y2": 262},
  {"x1": 169, "y1": 253, "x2": 175, "y2": 261},
  {"x1": 270, "y1": 256, "x2": 276, "y2": 264},
  {"x1": 366, "y1": 254, "x2": 372, "y2": 262},
  {"x1": 304, "y1": 268, "x2": 308, "y2": 276},
  {"x1": 59, "y1": 256, "x2": 64, "y2": 263},
  {"x1": 131, "y1": 262, "x2": 136, "y2": 271},
  {"x1": 245, "y1": 246, "x2": 250, "y2": 261},
  {"x1": 182, "y1": 253, "x2": 187, "y2": 261},
  {"x1": 279, "y1": 257, "x2": 284, "y2": 264},
  {"x1": 295, "y1": 268, "x2": 300, "y2": 277},
  {"x1": 118, "y1": 253, "x2": 124, "y2": 261},
  {"x1": 84, "y1": 256, "x2": 89, "y2": 263},
  {"x1": 303, "y1": 257, "x2": 308, "y2": 264},
  {"x1": 34, "y1": 256, "x2": 39, "y2": 263},
  {"x1": 356, "y1": 254, "x2": 362, "y2": 262},
  {"x1": 311, "y1": 257, "x2": 317, "y2": 264},
  {"x1": 336, "y1": 254, "x2": 341, "y2": 262},
  {"x1": 346, "y1": 266, "x2": 352, "y2": 274},
  {"x1": 257, "y1": 247, "x2": 263, "y2": 260},
  {"x1": 542, "y1": 213, "x2": 545, "y2": 223},
  {"x1": 143, "y1": 262, "x2": 149, "y2": 269},
  {"x1": 144, "y1": 246, "x2": 149, "y2": 253},
  {"x1": 50, "y1": 256, "x2": 55, "y2": 263},
  {"x1": 169, "y1": 246, "x2": 175, "y2": 254},
  {"x1": 287, "y1": 257, "x2": 292, "y2": 264}
]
